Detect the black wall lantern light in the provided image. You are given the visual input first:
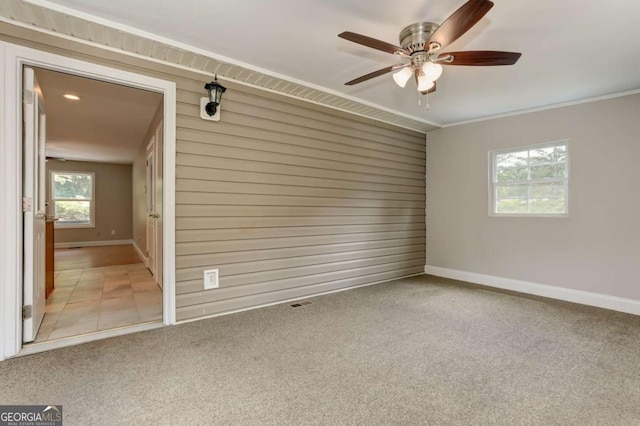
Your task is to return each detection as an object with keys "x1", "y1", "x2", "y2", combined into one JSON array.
[{"x1": 201, "y1": 76, "x2": 227, "y2": 121}]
